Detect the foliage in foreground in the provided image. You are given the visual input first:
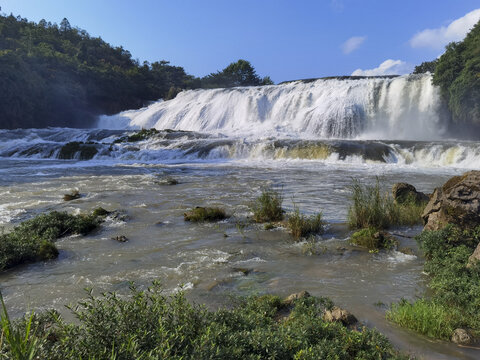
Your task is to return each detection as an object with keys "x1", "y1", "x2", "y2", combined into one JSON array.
[
  {"x1": 347, "y1": 179, "x2": 425, "y2": 230},
  {"x1": 387, "y1": 225, "x2": 480, "y2": 340},
  {"x1": 0, "y1": 283, "x2": 409, "y2": 360},
  {"x1": 0, "y1": 211, "x2": 99, "y2": 271},
  {"x1": 287, "y1": 208, "x2": 324, "y2": 240},
  {"x1": 251, "y1": 187, "x2": 284, "y2": 223}
]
